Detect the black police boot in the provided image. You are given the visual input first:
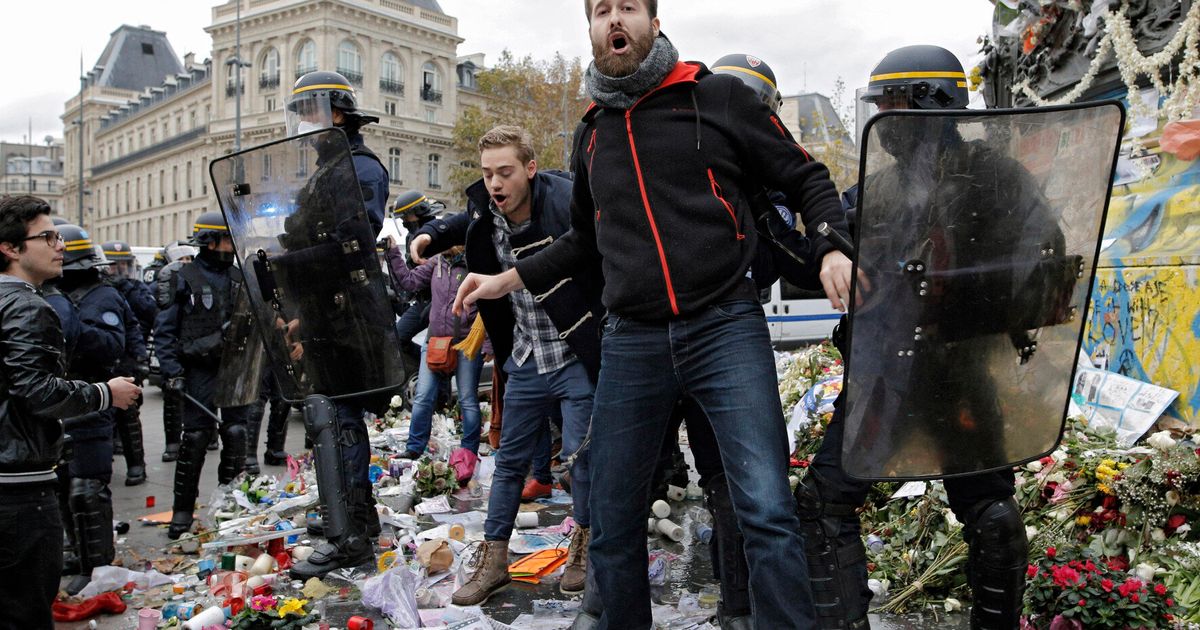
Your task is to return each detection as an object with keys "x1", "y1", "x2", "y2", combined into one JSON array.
[
  {"x1": 66, "y1": 478, "x2": 116, "y2": 596},
  {"x1": 263, "y1": 400, "x2": 290, "y2": 465},
  {"x1": 307, "y1": 503, "x2": 328, "y2": 538},
  {"x1": 795, "y1": 474, "x2": 872, "y2": 630},
  {"x1": 162, "y1": 391, "x2": 182, "y2": 462},
  {"x1": 350, "y1": 484, "x2": 382, "y2": 540},
  {"x1": 168, "y1": 429, "x2": 210, "y2": 539},
  {"x1": 704, "y1": 474, "x2": 753, "y2": 627},
  {"x1": 218, "y1": 422, "x2": 248, "y2": 484},
  {"x1": 962, "y1": 497, "x2": 1027, "y2": 630},
  {"x1": 244, "y1": 407, "x2": 264, "y2": 476},
  {"x1": 291, "y1": 395, "x2": 374, "y2": 580},
  {"x1": 58, "y1": 465, "x2": 81, "y2": 576},
  {"x1": 117, "y1": 407, "x2": 147, "y2": 486}
]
